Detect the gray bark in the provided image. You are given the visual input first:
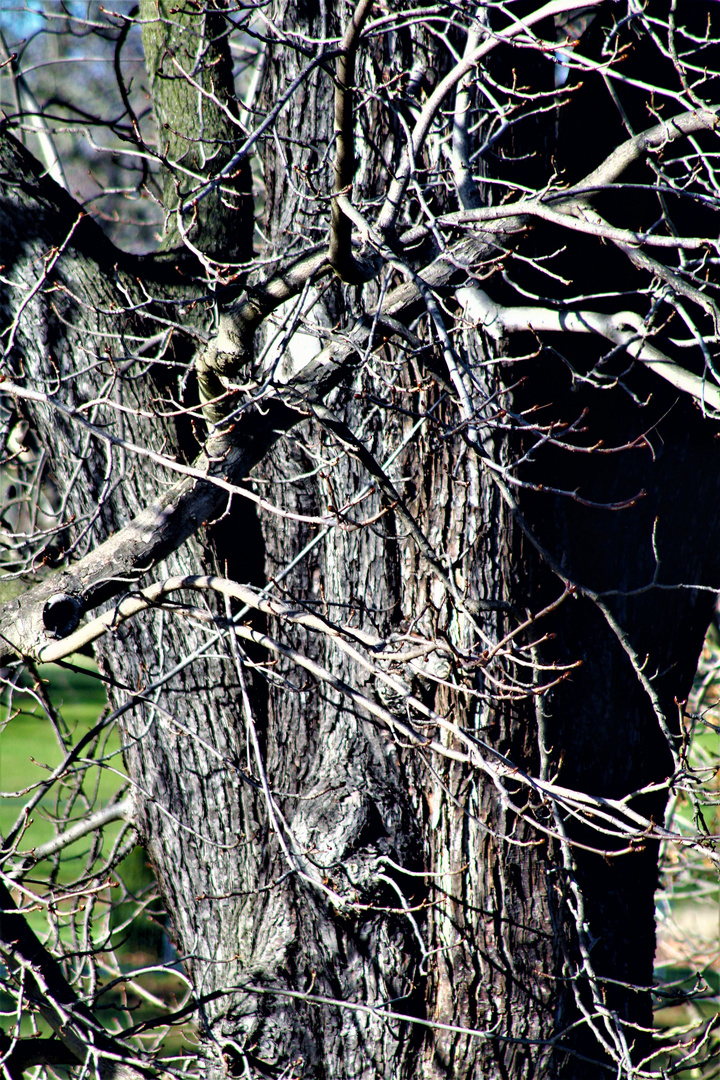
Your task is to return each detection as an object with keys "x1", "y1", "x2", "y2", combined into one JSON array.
[{"x1": 2, "y1": 4, "x2": 720, "y2": 1080}]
